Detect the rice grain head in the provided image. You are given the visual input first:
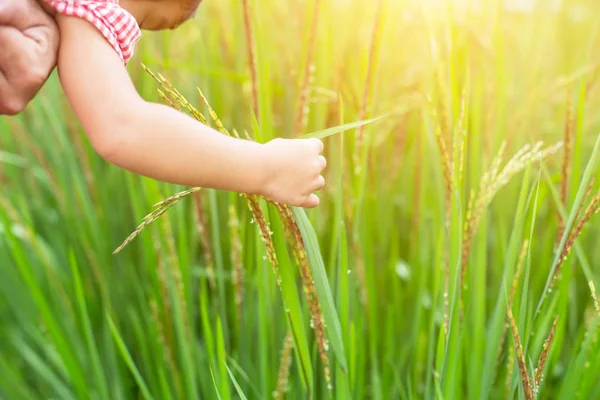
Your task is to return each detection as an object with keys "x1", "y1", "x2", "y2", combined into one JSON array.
[
  {"x1": 507, "y1": 306, "x2": 534, "y2": 400},
  {"x1": 533, "y1": 316, "x2": 559, "y2": 391}
]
